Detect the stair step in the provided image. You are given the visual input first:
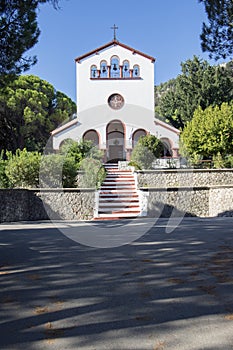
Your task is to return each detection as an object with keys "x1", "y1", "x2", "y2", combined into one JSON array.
[
  {"x1": 99, "y1": 198, "x2": 139, "y2": 202},
  {"x1": 99, "y1": 191, "x2": 138, "y2": 194},
  {"x1": 102, "y1": 182, "x2": 135, "y2": 186},
  {"x1": 99, "y1": 193, "x2": 138, "y2": 200},
  {"x1": 94, "y1": 215, "x2": 139, "y2": 220},
  {"x1": 100, "y1": 183, "x2": 136, "y2": 191},
  {"x1": 106, "y1": 171, "x2": 132, "y2": 174},
  {"x1": 98, "y1": 208, "x2": 140, "y2": 213},
  {"x1": 95, "y1": 164, "x2": 141, "y2": 220},
  {"x1": 101, "y1": 186, "x2": 136, "y2": 194},
  {"x1": 101, "y1": 182, "x2": 135, "y2": 185},
  {"x1": 104, "y1": 176, "x2": 134, "y2": 179},
  {"x1": 99, "y1": 203, "x2": 139, "y2": 207},
  {"x1": 105, "y1": 177, "x2": 134, "y2": 180},
  {"x1": 98, "y1": 210, "x2": 140, "y2": 217}
]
